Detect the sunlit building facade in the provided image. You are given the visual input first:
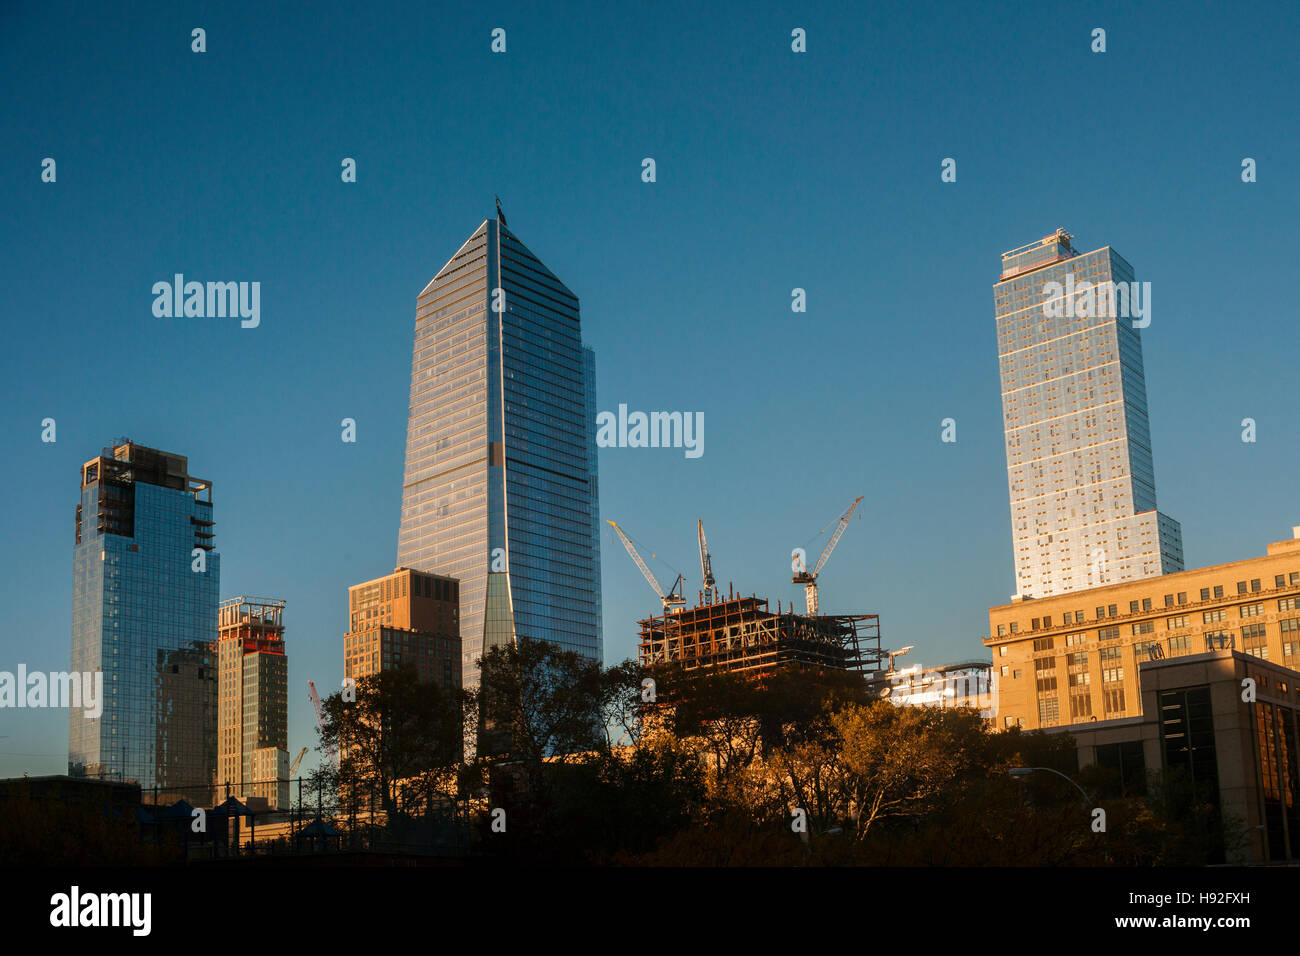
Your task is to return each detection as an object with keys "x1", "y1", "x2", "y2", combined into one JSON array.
[
  {"x1": 69, "y1": 440, "x2": 220, "y2": 804},
  {"x1": 994, "y1": 229, "x2": 1182, "y2": 599},
  {"x1": 217, "y1": 597, "x2": 288, "y2": 808},
  {"x1": 344, "y1": 567, "x2": 460, "y2": 688},
  {"x1": 396, "y1": 211, "x2": 602, "y2": 686}
]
